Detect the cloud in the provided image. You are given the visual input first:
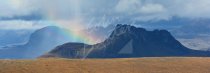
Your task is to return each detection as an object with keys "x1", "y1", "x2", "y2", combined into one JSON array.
[
  {"x1": 0, "y1": 0, "x2": 36, "y2": 17},
  {"x1": 149, "y1": 0, "x2": 210, "y2": 18},
  {"x1": 176, "y1": 0, "x2": 210, "y2": 18},
  {"x1": 0, "y1": 12, "x2": 43, "y2": 21},
  {"x1": 1, "y1": 0, "x2": 210, "y2": 27},
  {"x1": 115, "y1": 0, "x2": 141, "y2": 13},
  {"x1": 139, "y1": 3, "x2": 166, "y2": 14},
  {"x1": 115, "y1": 0, "x2": 168, "y2": 21},
  {"x1": 114, "y1": 0, "x2": 210, "y2": 22},
  {"x1": 115, "y1": 0, "x2": 166, "y2": 14},
  {"x1": 0, "y1": 20, "x2": 49, "y2": 30}
]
